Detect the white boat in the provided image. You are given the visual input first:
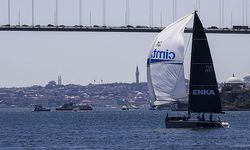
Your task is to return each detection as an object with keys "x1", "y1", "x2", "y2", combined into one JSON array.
[
  {"x1": 130, "y1": 104, "x2": 139, "y2": 109},
  {"x1": 121, "y1": 105, "x2": 129, "y2": 110},
  {"x1": 74, "y1": 104, "x2": 93, "y2": 111},
  {"x1": 55, "y1": 102, "x2": 74, "y2": 111},
  {"x1": 147, "y1": 11, "x2": 229, "y2": 128}
]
